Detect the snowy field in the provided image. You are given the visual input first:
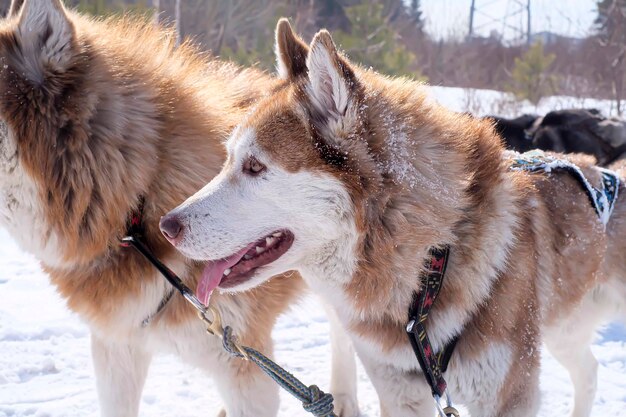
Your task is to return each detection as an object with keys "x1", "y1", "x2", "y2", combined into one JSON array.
[
  {"x1": 429, "y1": 85, "x2": 623, "y2": 118},
  {"x1": 1, "y1": 88, "x2": 626, "y2": 416}
]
